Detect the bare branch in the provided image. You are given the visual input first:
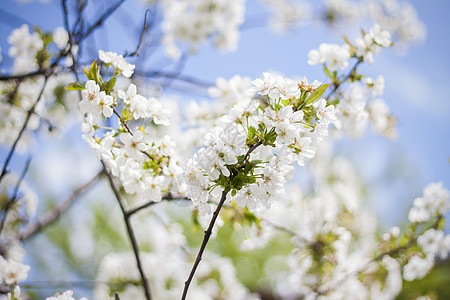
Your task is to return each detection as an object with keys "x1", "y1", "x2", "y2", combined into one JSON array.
[
  {"x1": 19, "y1": 170, "x2": 103, "y2": 241},
  {"x1": 0, "y1": 8, "x2": 30, "y2": 27},
  {"x1": 125, "y1": 9, "x2": 153, "y2": 58},
  {"x1": 0, "y1": 76, "x2": 48, "y2": 183},
  {"x1": 182, "y1": 132, "x2": 268, "y2": 298},
  {"x1": 181, "y1": 190, "x2": 228, "y2": 300},
  {"x1": 260, "y1": 219, "x2": 310, "y2": 244},
  {"x1": 135, "y1": 71, "x2": 214, "y2": 88},
  {"x1": 76, "y1": 0, "x2": 127, "y2": 42},
  {"x1": 101, "y1": 161, "x2": 152, "y2": 300},
  {"x1": 0, "y1": 157, "x2": 32, "y2": 237},
  {"x1": 126, "y1": 193, "x2": 190, "y2": 217},
  {"x1": 62, "y1": 0, "x2": 70, "y2": 34}
]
